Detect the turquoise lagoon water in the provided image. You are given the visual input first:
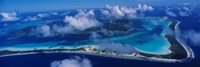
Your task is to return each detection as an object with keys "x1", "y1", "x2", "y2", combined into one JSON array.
[
  {"x1": 0, "y1": 17, "x2": 172, "y2": 55},
  {"x1": 107, "y1": 32, "x2": 171, "y2": 55},
  {"x1": 1, "y1": 31, "x2": 171, "y2": 55}
]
